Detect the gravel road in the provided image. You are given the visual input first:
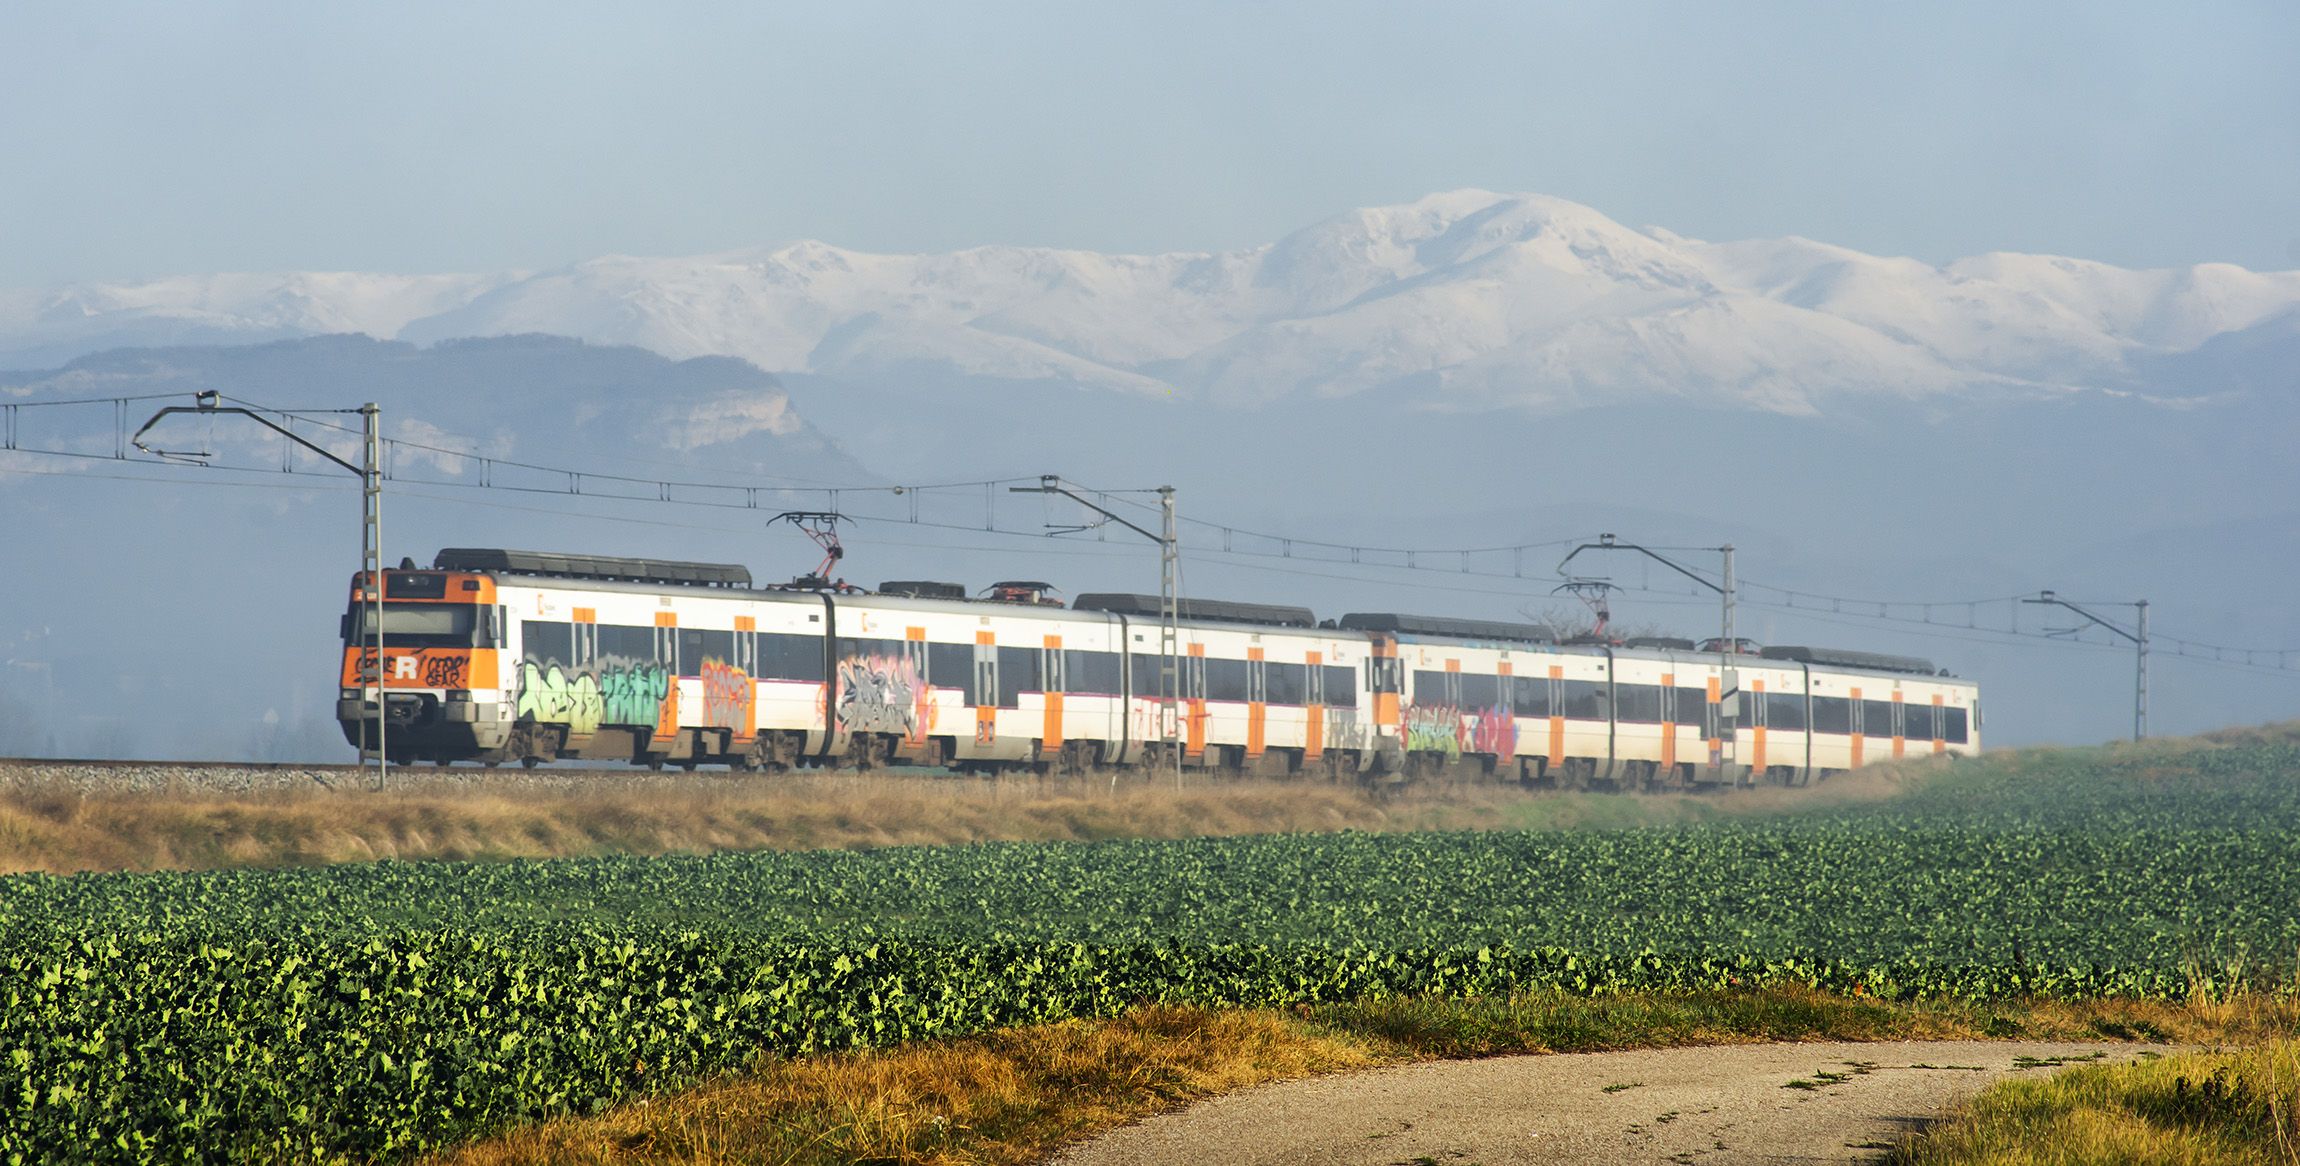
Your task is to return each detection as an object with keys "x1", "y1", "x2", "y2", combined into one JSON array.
[{"x1": 1049, "y1": 1040, "x2": 2154, "y2": 1166}]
